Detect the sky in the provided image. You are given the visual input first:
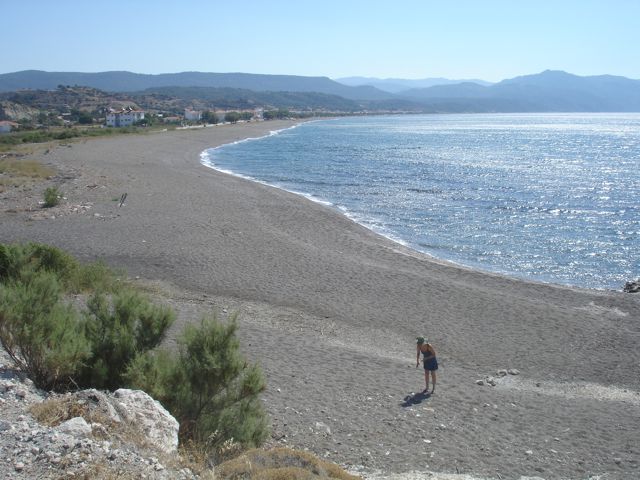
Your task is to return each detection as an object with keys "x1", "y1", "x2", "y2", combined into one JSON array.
[{"x1": 2, "y1": 0, "x2": 639, "y2": 82}]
